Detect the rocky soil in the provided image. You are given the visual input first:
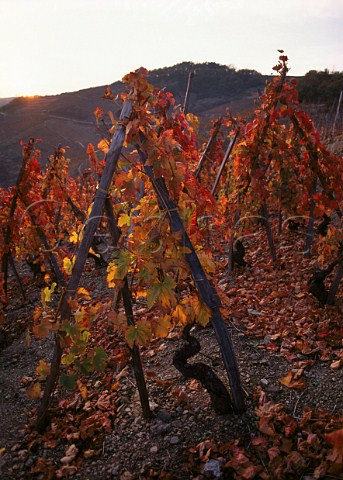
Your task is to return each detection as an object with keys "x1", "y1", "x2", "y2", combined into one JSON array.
[{"x1": 0, "y1": 228, "x2": 342, "y2": 480}]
